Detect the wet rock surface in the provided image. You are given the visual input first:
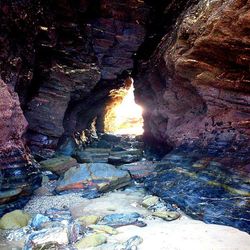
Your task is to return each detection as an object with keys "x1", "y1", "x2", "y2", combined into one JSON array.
[
  {"x1": 144, "y1": 144, "x2": 250, "y2": 233},
  {"x1": 40, "y1": 156, "x2": 79, "y2": 176},
  {"x1": 56, "y1": 163, "x2": 131, "y2": 193},
  {"x1": 0, "y1": 79, "x2": 41, "y2": 216},
  {"x1": 1, "y1": 185, "x2": 249, "y2": 250}
]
